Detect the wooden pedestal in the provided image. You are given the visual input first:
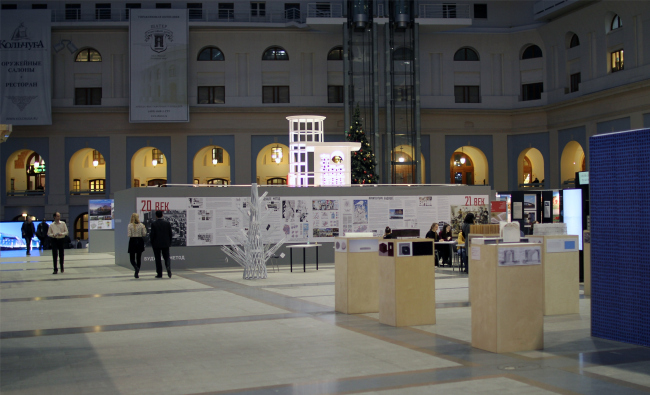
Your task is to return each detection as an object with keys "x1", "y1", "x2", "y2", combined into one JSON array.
[
  {"x1": 529, "y1": 235, "x2": 580, "y2": 315},
  {"x1": 471, "y1": 243, "x2": 544, "y2": 353},
  {"x1": 335, "y1": 238, "x2": 380, "y2": 314},
  {"x1": 378, "y1": 239, "x2": 436, "y2": 327}
]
